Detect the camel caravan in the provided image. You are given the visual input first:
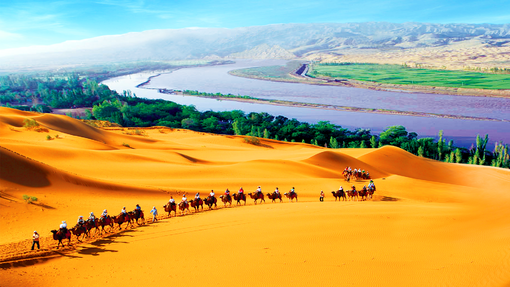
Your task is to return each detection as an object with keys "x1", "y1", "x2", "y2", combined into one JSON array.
[
  {"x1": 50, "y1": 180, "x2": 375, "y2": 249},
  {"x1": 342, "y1": 167, "x2": 371, "y2": 182}
]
